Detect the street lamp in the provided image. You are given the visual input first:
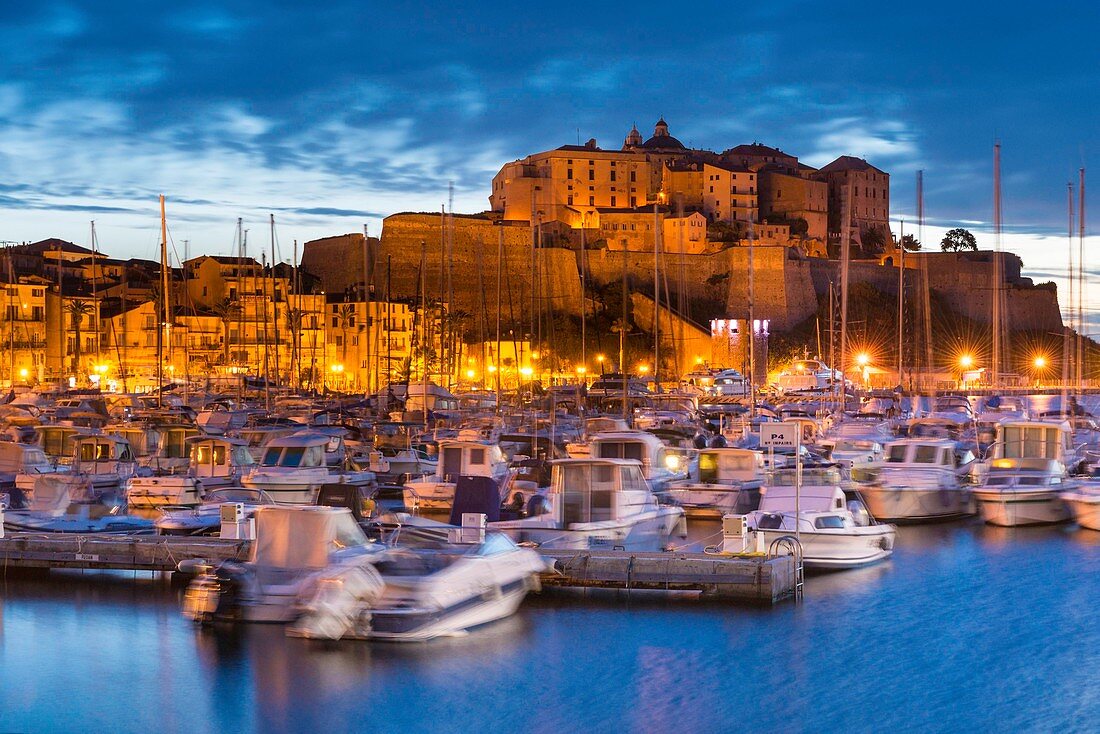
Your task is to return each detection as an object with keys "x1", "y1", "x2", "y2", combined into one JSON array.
[
  {"x1": 596, "y1": 354, "x2": 606, "y2": 375},
  {"x1": 959, "y1": 354, "x2": 974, "y2": 370},
  {"x1": 1032, "y1": 355, "x2": 1048, "y2": 387}
]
